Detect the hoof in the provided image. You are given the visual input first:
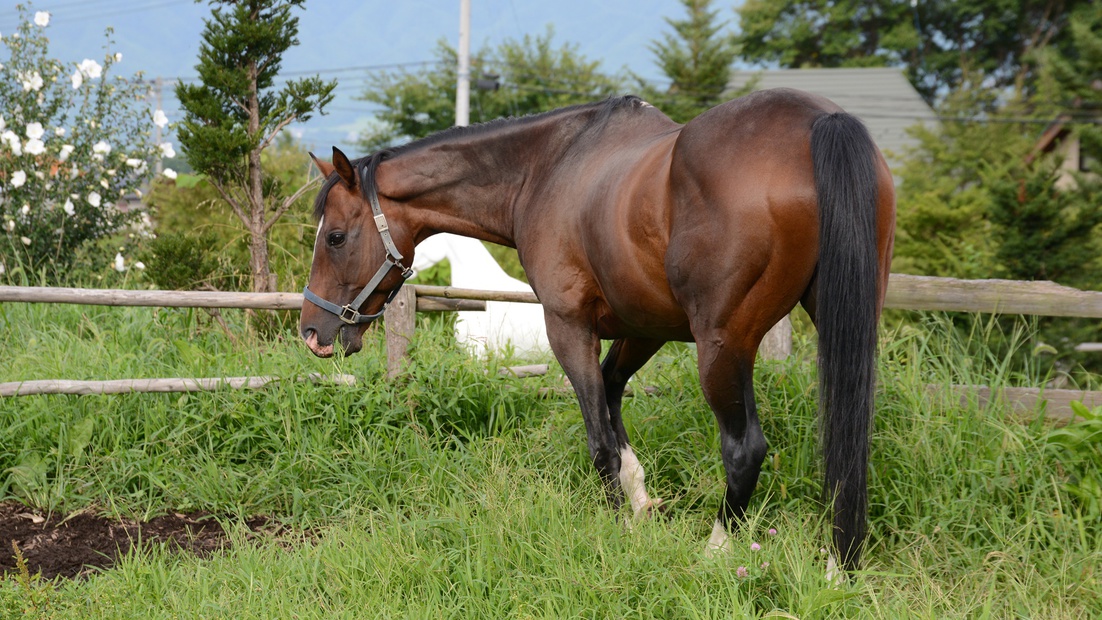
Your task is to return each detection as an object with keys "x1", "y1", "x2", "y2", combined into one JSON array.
[{"x1": 633, "y1": 498, "x2": 667, "y2": 521}]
